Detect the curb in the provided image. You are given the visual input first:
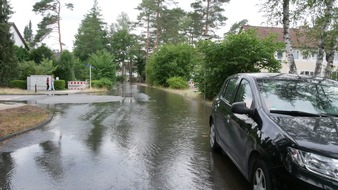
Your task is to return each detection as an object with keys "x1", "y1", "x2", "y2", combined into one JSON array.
[{"x1": 0, "y1": 113, "x2": 54, "y2": 143}]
